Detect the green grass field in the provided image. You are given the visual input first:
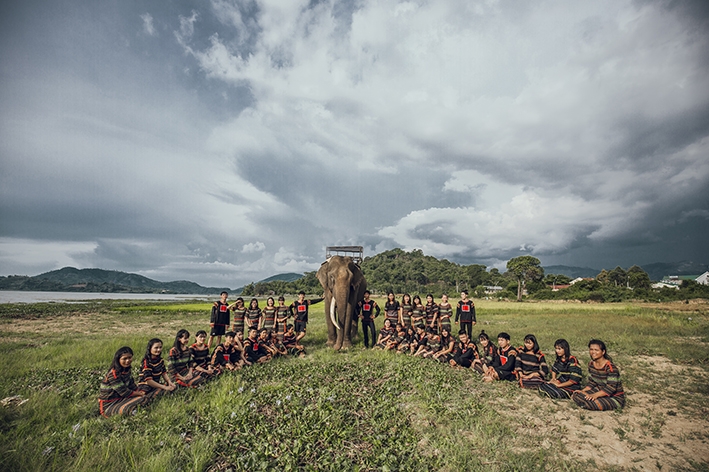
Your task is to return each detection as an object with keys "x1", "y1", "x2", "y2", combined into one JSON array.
[{"x1": 1, "y1": 298, "x2": 708, "y2": 471}]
